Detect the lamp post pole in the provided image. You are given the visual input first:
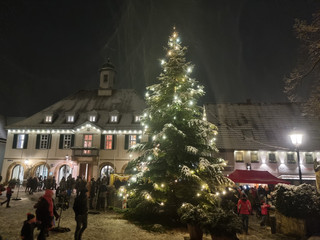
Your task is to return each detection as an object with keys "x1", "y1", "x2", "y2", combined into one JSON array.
[
  {"x1": 290, "y1": 132, "x2": 303, "y2": 185},
  {"x1": 296, "y1": 148, "x2": 303, "y2": 185}
]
